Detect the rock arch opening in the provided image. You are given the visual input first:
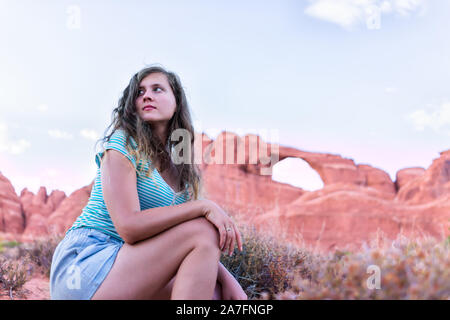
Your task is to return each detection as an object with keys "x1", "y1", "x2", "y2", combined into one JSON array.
[{"x1": 271, "y1": 157, "x2": 324, "y2": 191}]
